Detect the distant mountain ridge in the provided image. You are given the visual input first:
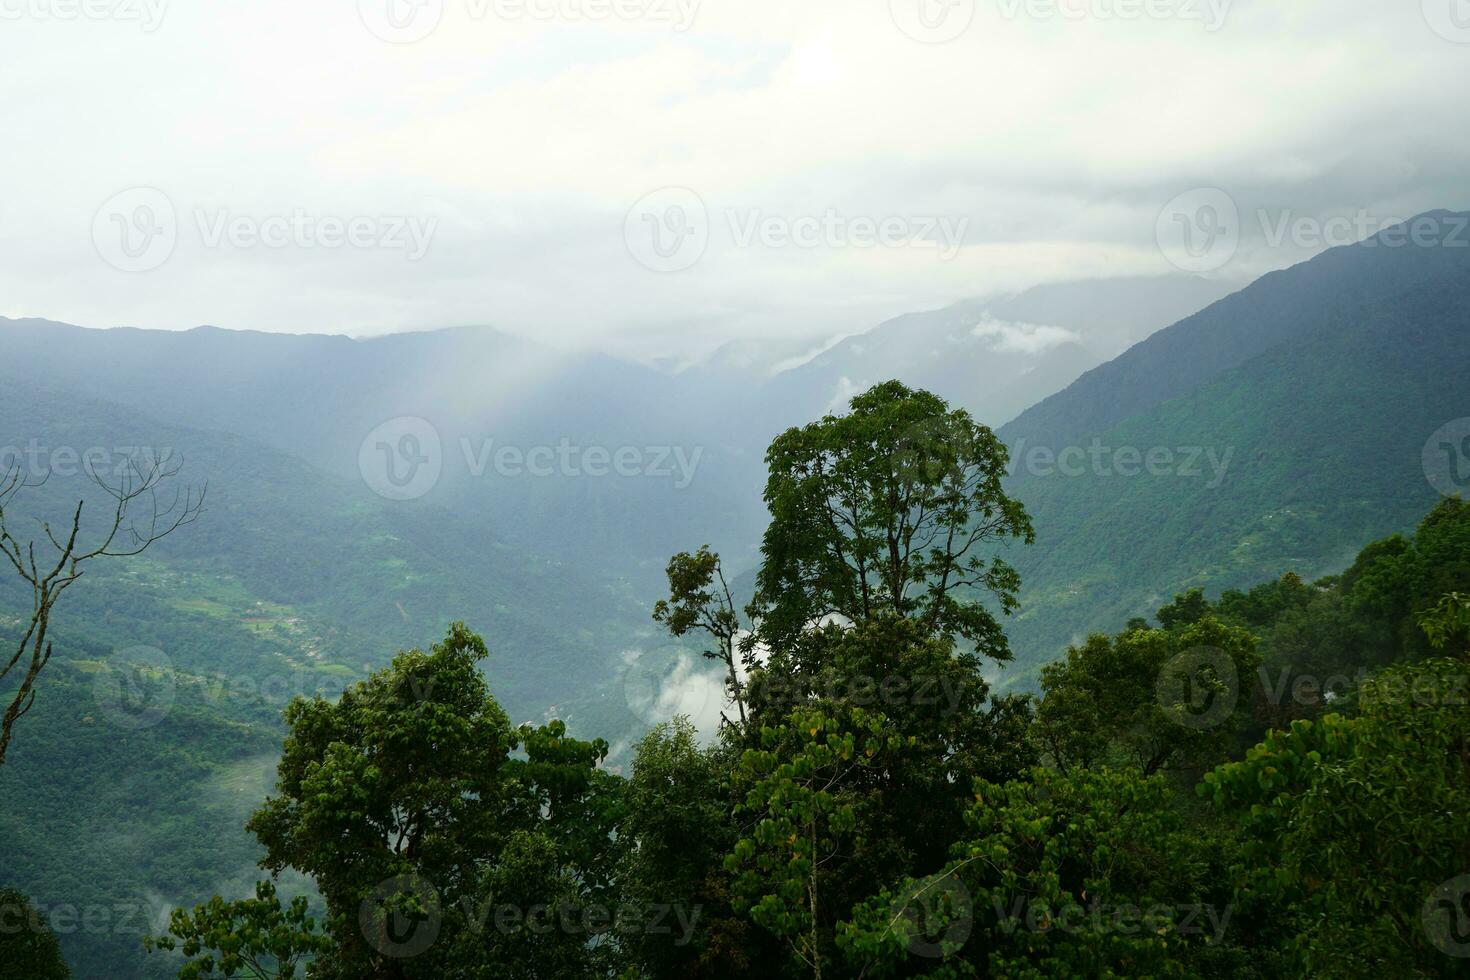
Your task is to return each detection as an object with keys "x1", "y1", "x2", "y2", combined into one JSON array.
[{"x1": 682, "y1": 275, "x2": 1234, "y2": 431}]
